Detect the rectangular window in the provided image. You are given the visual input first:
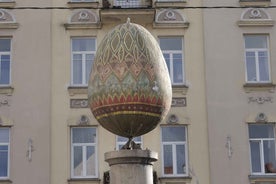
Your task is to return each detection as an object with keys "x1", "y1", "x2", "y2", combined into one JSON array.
[
  {"x1": 71, "y1": 37, "x2": 96, "y2": 86},
  {"x1": 249, "y1": 124, "x2": 276, "y2": 174},
  {"x1": 161, "y1": 126, "x2": 188, "y2": 176},
  {"x1": 114, "y1": 0, "x2": 140, "y2": 8},
  {"x1": 244, "y1": 35, "x2": 270, "y2": 83},
  {"x1": 116, "y1": 136, "x2": 142, "y2": 150},
  {"x1": 71, "y1": 127, "x2": 98, "y2": 178},
  {"x1": 0, "y1": 38, "x2": 11, "y2": 86},
  {"x1": 160, "y1": 37, "x2": 184, "y2": 85},
  {"x1": 0, "y1": 128, "x2": 10, "y2": 179}
]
